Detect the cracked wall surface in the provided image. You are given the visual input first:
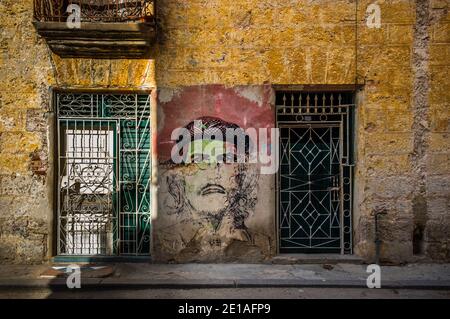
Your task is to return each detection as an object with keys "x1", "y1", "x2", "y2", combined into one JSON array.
[
  {"x1": 0, "y1": 0, "x2": 449, "y2": 264},
  {"x1": 425, "y1": 0, "x2": 450, "y2": 261}
]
